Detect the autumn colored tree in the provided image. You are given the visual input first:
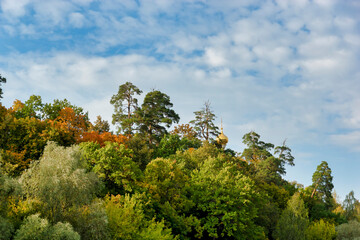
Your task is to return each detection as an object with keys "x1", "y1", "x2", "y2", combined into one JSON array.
[
  {"x1": 110, "y1": 82, "x2": 142, "y2": 134},
  {"x1": 136, "y1": 90, "x2": 180, "y2": 144},
  {"x1": 190, "y1": 101, "x2": 219, "y2": 141},
  {"x1": 170, "y1": 123, "x2": 197, "y2": 139},
  {"x1": 46, "y1": 107, "x2": 90, "y2": 146},
  {"x1": 0, "y1": 74, "x2": 6, "y2": 100},
  {"x1": 0, "y1": 105, "x2": 50, "y2": 175}
]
